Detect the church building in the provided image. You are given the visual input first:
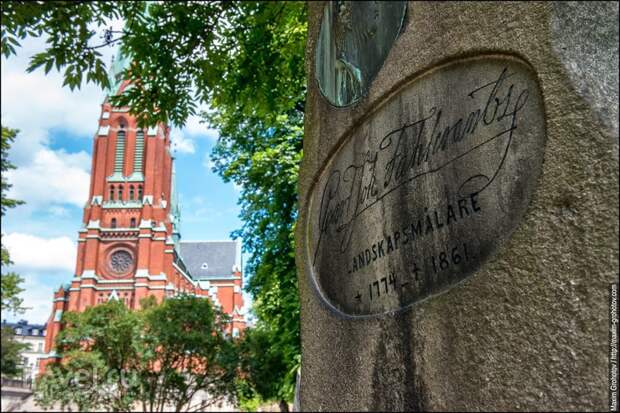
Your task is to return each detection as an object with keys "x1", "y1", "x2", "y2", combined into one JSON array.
[{"x1": 39, "y1": 54, "x2": 245, "y2": 373}]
